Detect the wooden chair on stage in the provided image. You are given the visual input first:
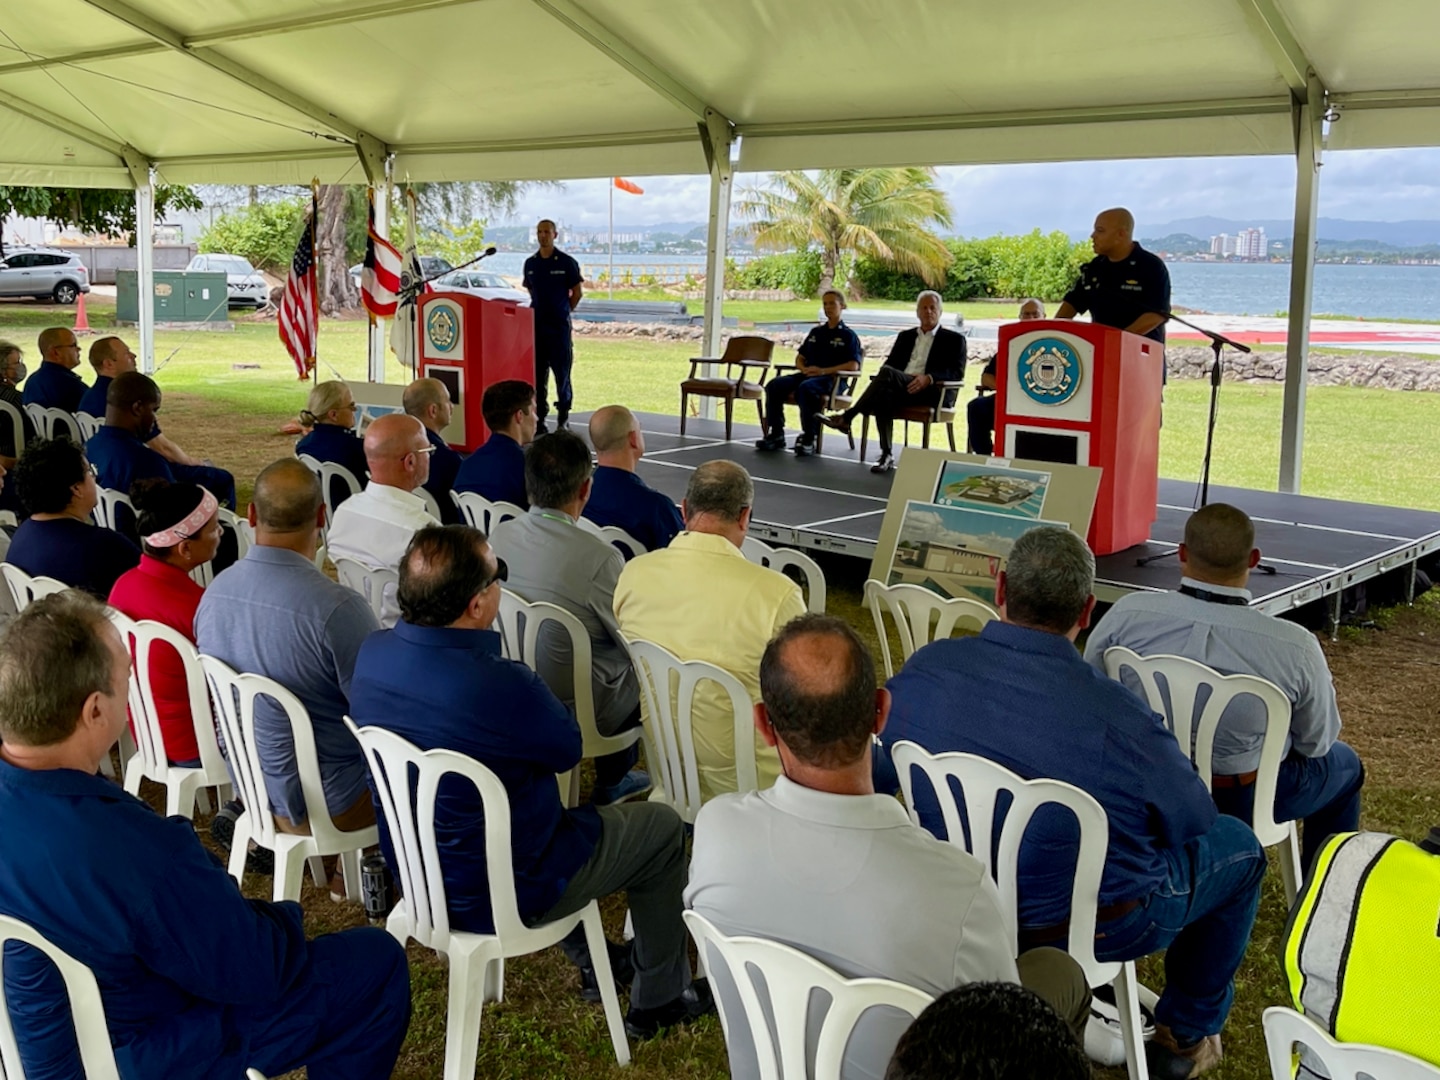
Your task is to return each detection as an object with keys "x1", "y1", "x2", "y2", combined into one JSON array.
[
  {"x1": 680, "y1": 336, "x2": 774, "y2": 440},
  {"x1": 765, "y1": 363, "x2": 863, "y2": 454},
  {"x1": 857, "y1": 377, "x2": 966, "y2": 459}
]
